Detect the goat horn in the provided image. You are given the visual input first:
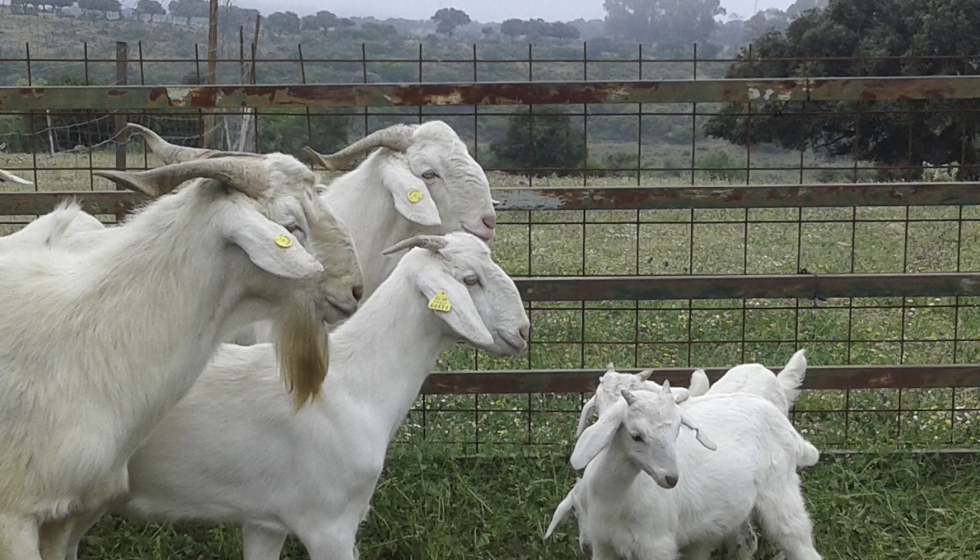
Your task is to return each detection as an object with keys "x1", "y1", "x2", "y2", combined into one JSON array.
[
  {"x1": 126, "y1": 123, "x2": 257, "y2": 164},
  {"x1": 0, "y1": 168, "x2": 33, "y2": 186},
  {"x1": 381, "y1": 234, "x2": 448, "y2": 255},
  {"x1": 304, "y1": 124, "x2": 415, "y2": 171},
  {"x1": 637, "y1": 369, "x2": 654, "y2": 381},
  {"x1": 620, "y1": 389, "x2": 637, "y2": 406},
  {"x1": 95, "y1": 157, "x2": 269, "y2": 198}
]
